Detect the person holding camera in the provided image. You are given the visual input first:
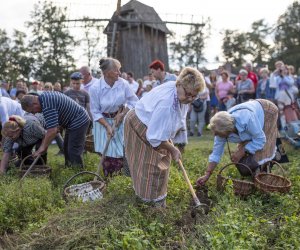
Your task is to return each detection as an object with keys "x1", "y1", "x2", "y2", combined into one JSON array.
[{"x1": 275, "y1": 64, "x2": 298, "y2": 130}]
